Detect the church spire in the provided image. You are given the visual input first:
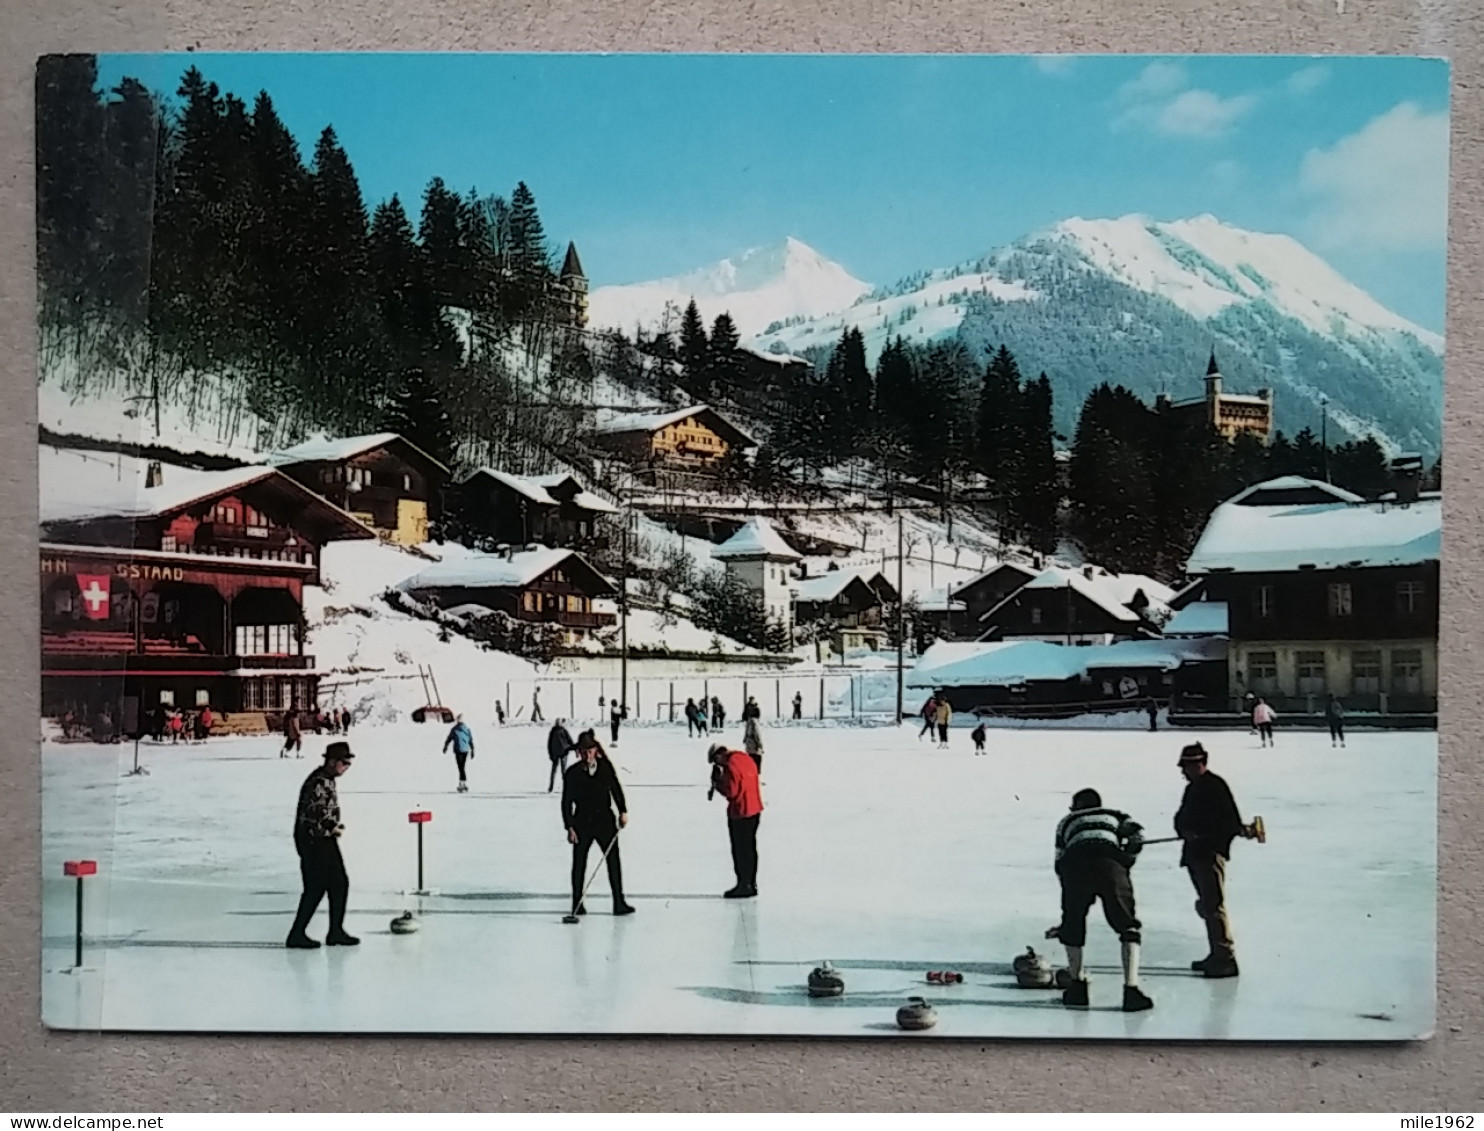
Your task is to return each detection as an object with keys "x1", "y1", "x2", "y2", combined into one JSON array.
[{"x1": 1207, "y1": 348, "x2": 1220, "y2": 376}]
